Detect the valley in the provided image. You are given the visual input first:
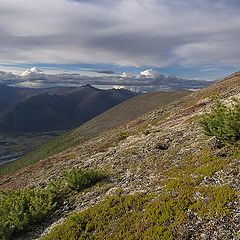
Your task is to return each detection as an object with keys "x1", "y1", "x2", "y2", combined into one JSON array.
[{"x1": 0, "y1": 132, "x2": 63, "y2": 165}]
